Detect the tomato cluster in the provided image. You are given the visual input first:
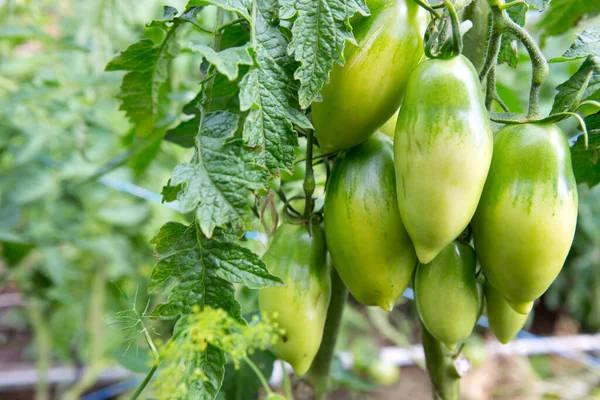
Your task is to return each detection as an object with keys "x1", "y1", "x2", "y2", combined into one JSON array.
[{"x1": 259, "y1": 0, "x2": 578, "y2": 380}]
